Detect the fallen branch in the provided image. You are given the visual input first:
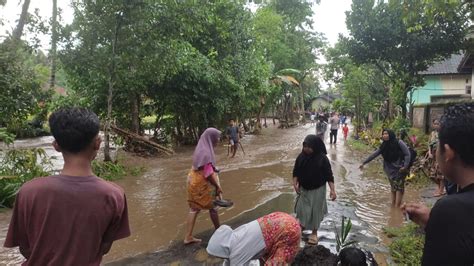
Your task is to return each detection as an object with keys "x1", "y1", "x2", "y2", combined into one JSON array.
[{"x1": 110, "y1": 125, "x2": 174, "y2": 155}]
